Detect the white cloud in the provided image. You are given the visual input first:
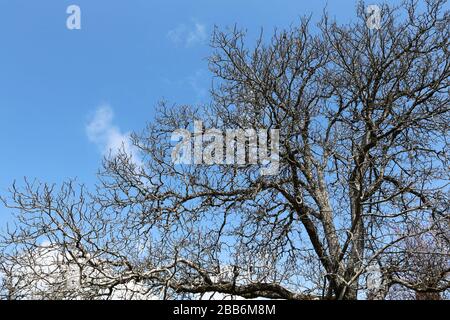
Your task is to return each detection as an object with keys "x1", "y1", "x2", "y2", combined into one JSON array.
[
  {"x1": 2, "y1": 242, "x2": 157, "y2": 300},
  {"x1": 86, "y1": 105, "x2": 141, "y2": 163},
  {"x1": 167, "y1": 21, "x2": 207, "y2": 47}
]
